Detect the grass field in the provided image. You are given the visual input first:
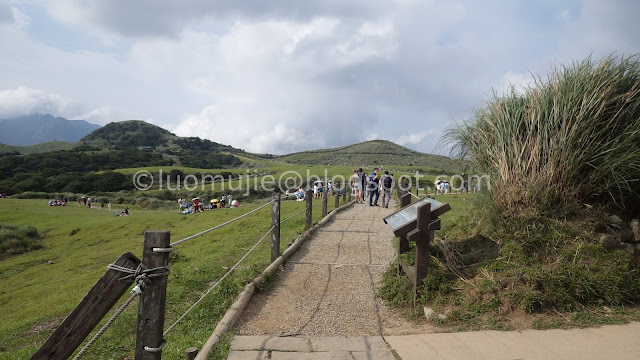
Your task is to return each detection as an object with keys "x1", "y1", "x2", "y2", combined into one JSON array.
[{"x1": 0, "y1": 195, "x2": 345, "y2": 359}]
